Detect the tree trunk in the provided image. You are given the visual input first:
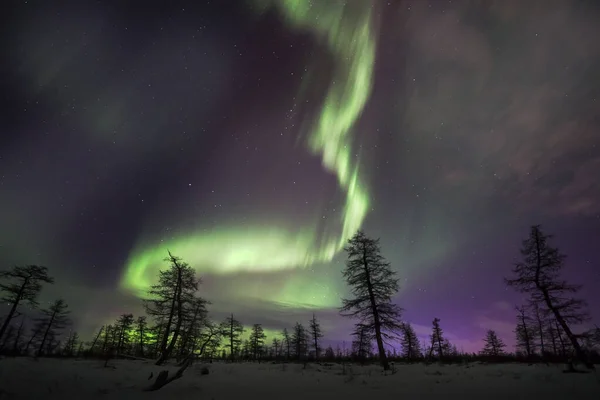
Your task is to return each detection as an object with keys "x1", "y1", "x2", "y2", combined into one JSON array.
[
  {"x1": 542, "y1": 290, "x2": 593, "y2": 369},
  {"x1": 90, "y1": 326, "x2": 104, "y2": 354},
  {"x1": 0, "y1": 283, "x2": 26, "y2": 341},
  {"x1": 37, "y1": 312, "x2": 57, "y2": 357},
  {"x1": 363, "y1": 249, "x2": 389, "y2": 370}
]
